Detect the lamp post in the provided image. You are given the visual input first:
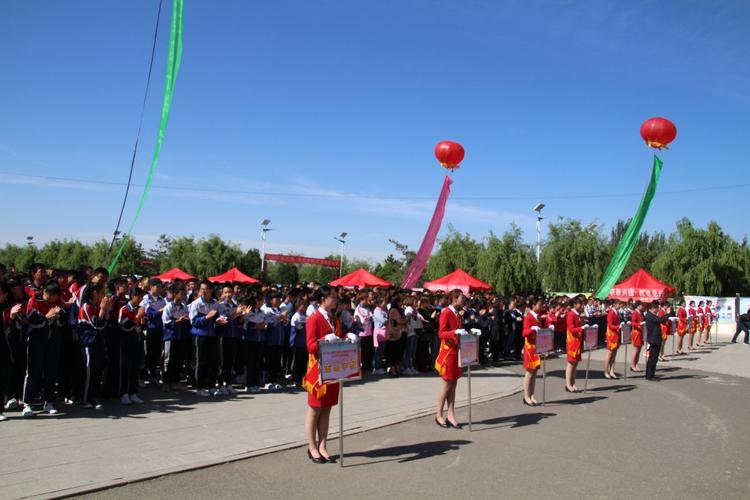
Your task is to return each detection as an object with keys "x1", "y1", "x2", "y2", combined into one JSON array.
[
  {"x1": 260, "y1": 219, "x2": 272, "y2": 276},
  {"x1": 533, "y1": 203, "x2": 545, "y2": 262},
  {"x1": 26, "y1": 236, "x2": 34, "y2": 248},
  {"x1": 334, "y1": 232, "x2": 348, "y2": 277}
]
